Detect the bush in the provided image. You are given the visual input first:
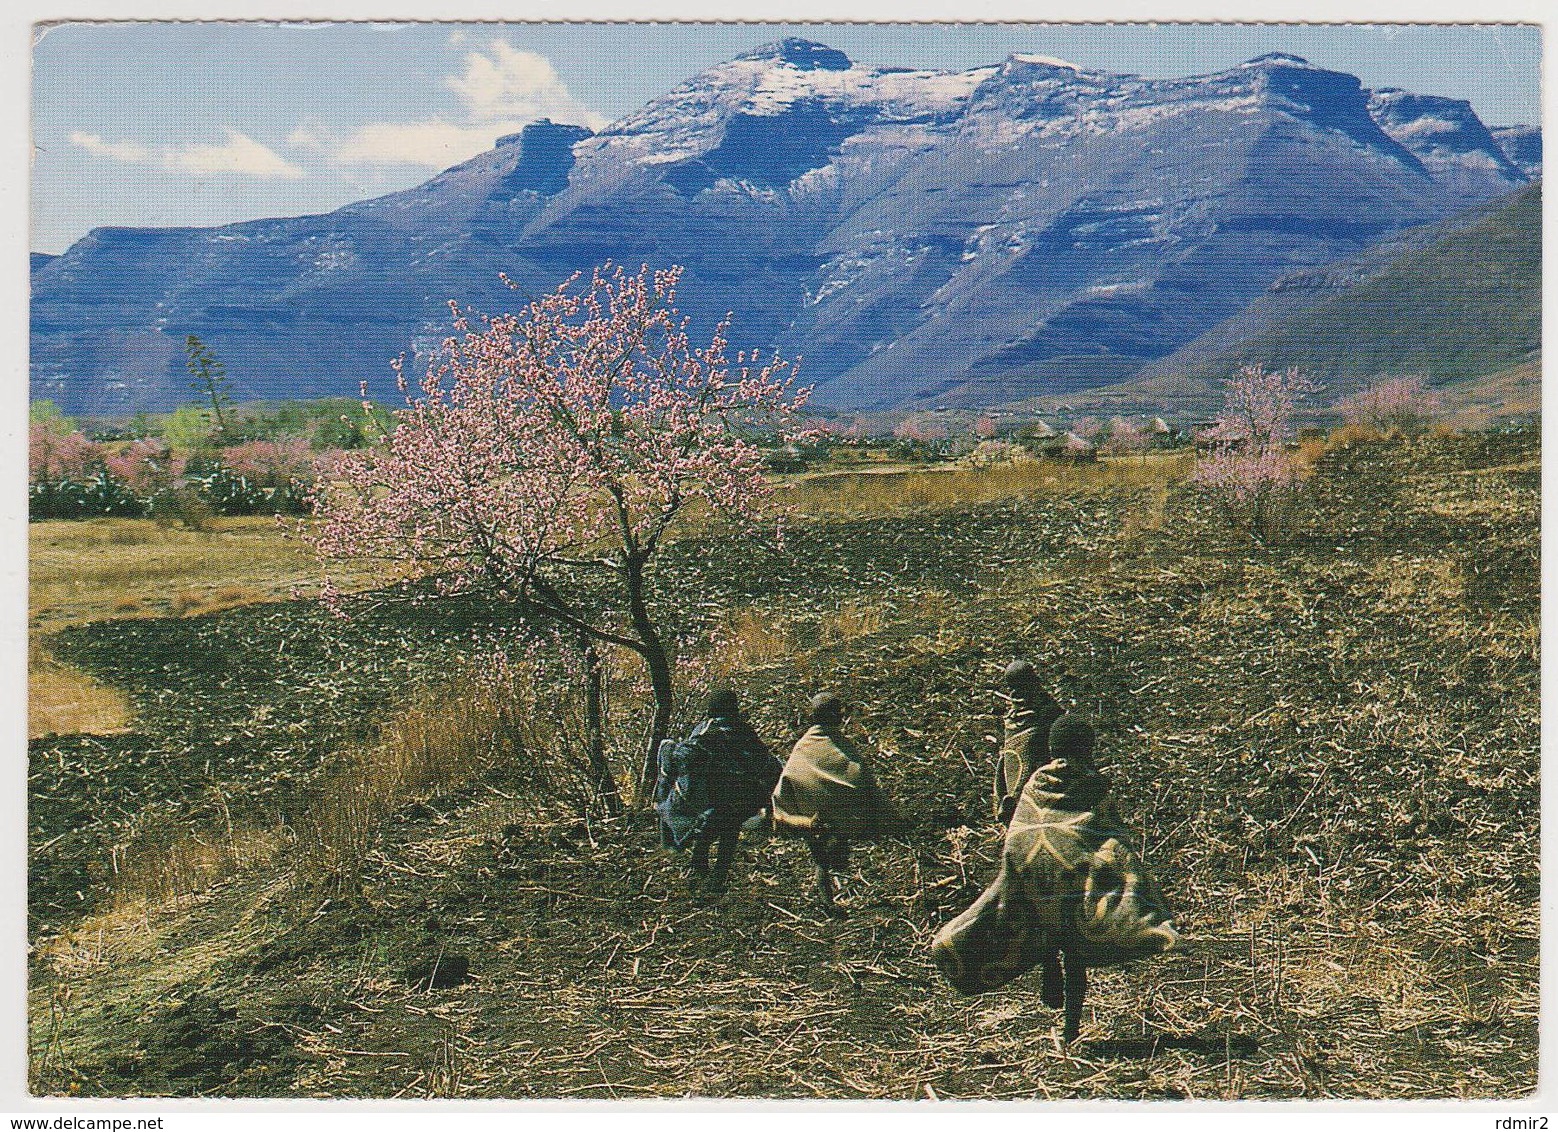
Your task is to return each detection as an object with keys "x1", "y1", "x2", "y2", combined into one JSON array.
[
  {"x1": 30, "y1": 433, "x2": 322, "y2": 521},
  {"x1": 29, "y1": 473, "x2": 143, "y2": 520},
  {"x1": 1334, "y1": 376, "x2": 1441, "y2": 436},
  {"x1": 1191, "y1": 366, "x2": 1316, "y2": 543}
]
